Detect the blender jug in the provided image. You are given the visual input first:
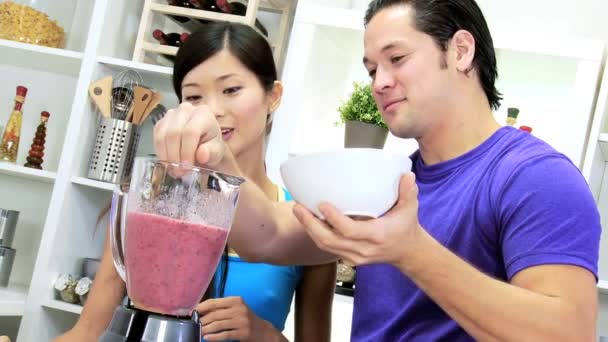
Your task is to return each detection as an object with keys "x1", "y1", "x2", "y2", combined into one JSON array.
[{"x1": 110, "y1": 157, "x2": 244, "y2": 317}]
